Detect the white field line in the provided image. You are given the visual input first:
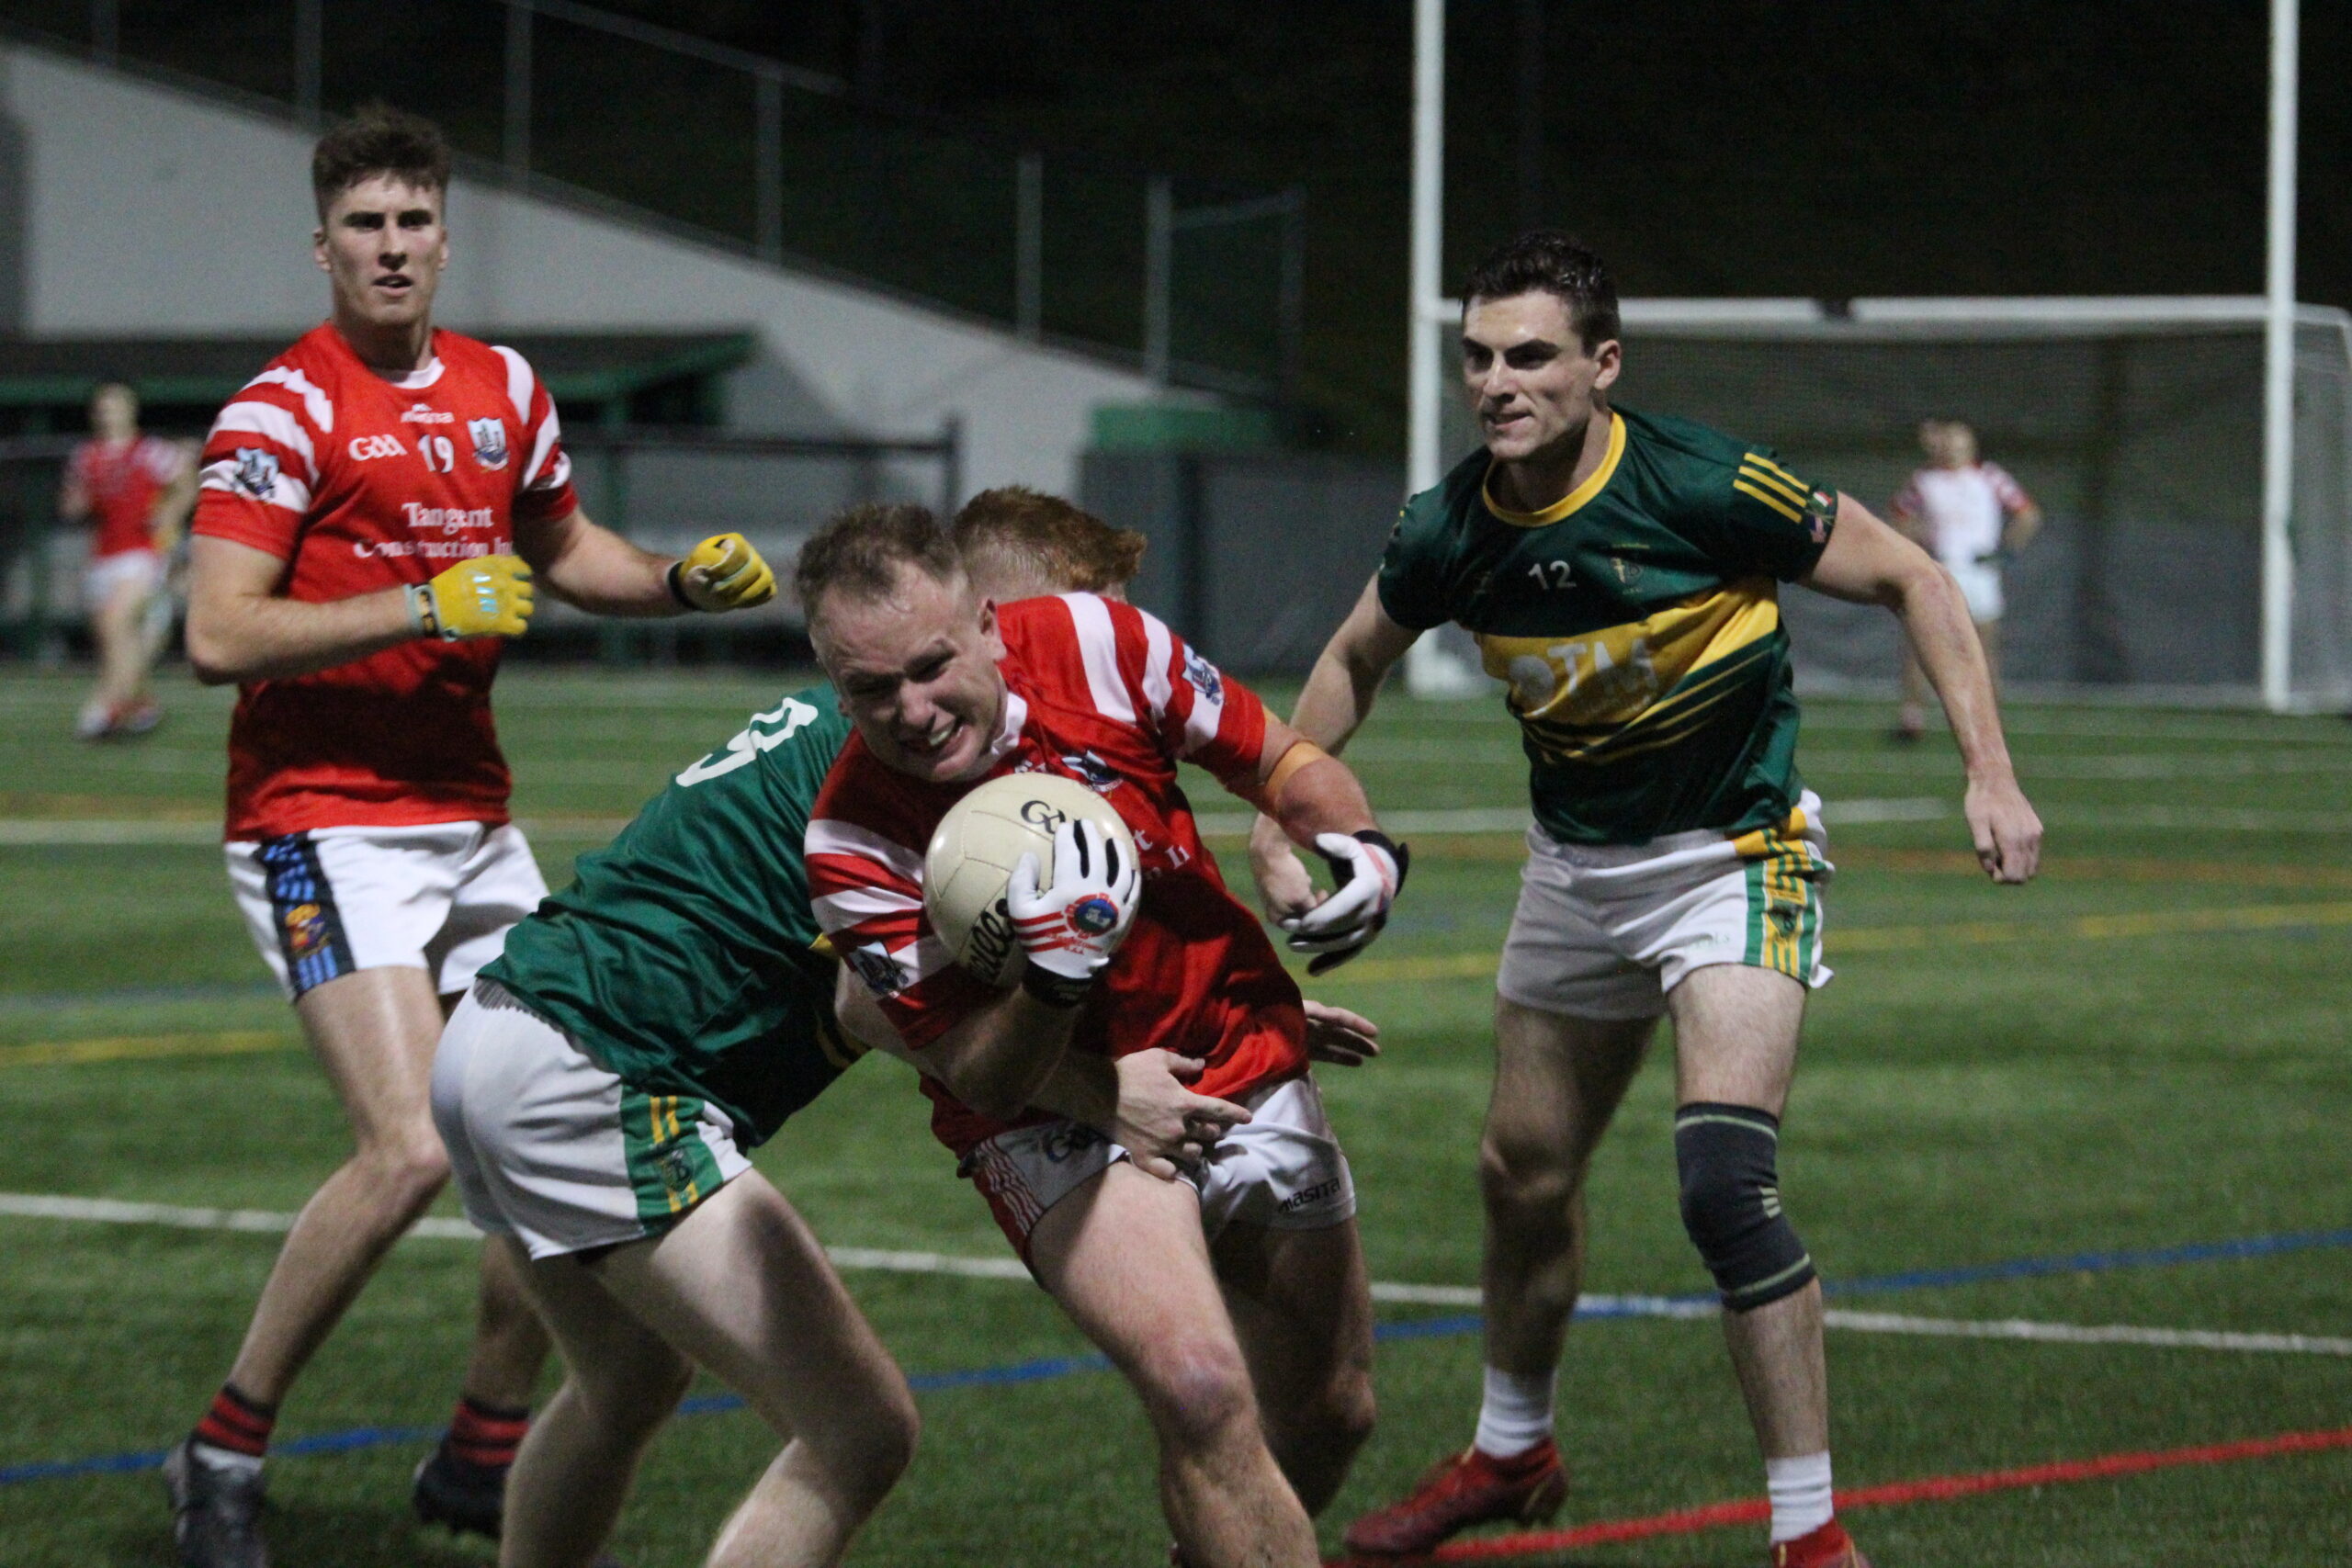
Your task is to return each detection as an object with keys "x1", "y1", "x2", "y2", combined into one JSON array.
[{"x1": 6, "y1": 1191, "x2": 2346, "y2": 1356}]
